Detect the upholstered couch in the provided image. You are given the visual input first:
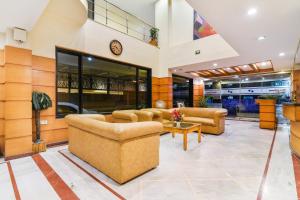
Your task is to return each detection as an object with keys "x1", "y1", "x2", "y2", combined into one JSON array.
[
  {"x1": 65, "y1": 114, "x2": 163, "y2": 184},
  {"x1": 180, "y1": 107, "x2": 227, "y2": 135}
]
